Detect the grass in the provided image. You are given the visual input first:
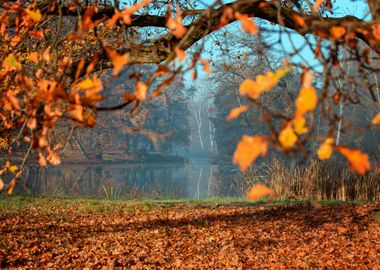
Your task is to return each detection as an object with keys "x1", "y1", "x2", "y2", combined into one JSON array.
[
  {"x1": 0, "y1": 195, "x2": 376, "y2": 217},
  {"x1": 232, "y1": 158, "x2": 380, "y2": 201}
]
